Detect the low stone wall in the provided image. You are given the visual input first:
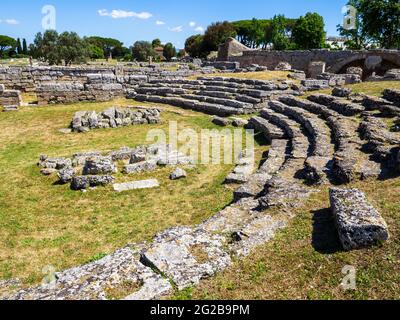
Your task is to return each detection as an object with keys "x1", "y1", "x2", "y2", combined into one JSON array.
[
  {"x1": 71, "y1": 106, "x2": 161, "y2": 132},
  {"x1": 0, "y1": 65, "x2": 217, "y2": 105},
  {"x1": 0, "y1": 84, "x2": 21, "y2": 106}
]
